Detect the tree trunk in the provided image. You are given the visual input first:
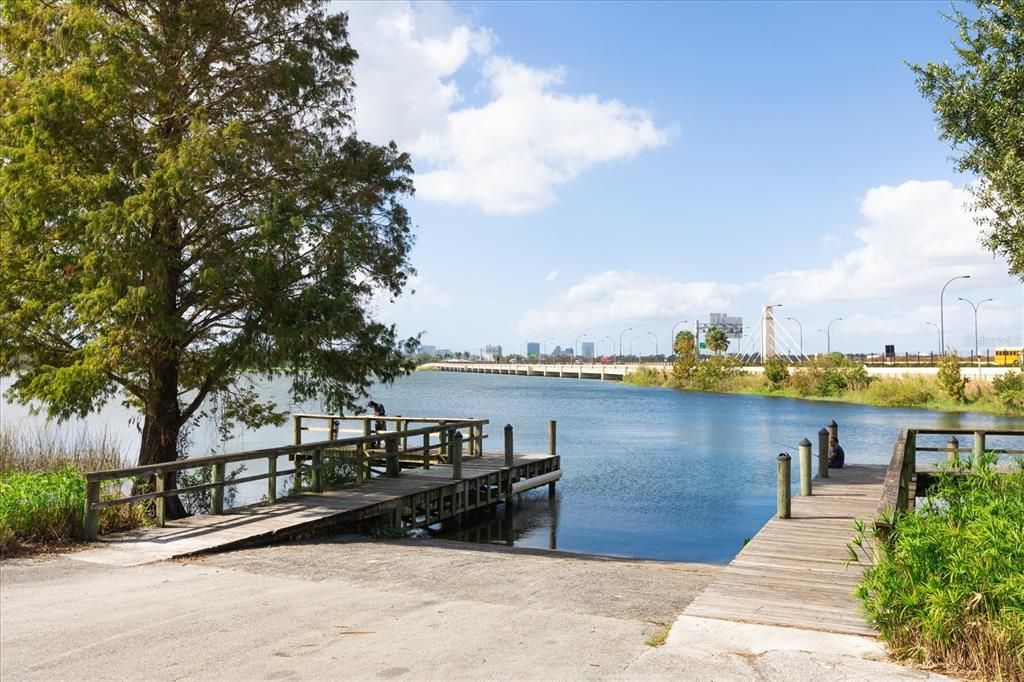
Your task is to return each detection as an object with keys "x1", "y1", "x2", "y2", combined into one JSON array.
[{"x1": 136, "y1": 358, "x2": 188, "y2": 519}]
